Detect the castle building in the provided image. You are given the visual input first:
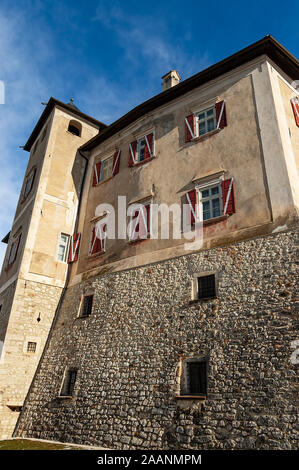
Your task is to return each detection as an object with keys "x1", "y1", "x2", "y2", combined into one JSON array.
[{"x1": 0, "y1": 36, "x2": 298, "y2": 448}]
